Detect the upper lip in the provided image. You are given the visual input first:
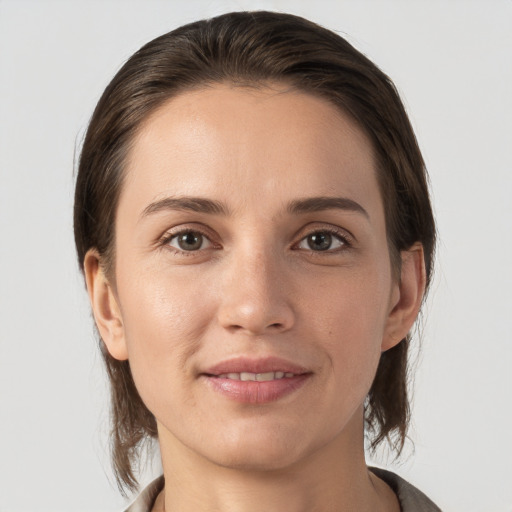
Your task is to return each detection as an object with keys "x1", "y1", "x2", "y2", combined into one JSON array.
[{"x1": 203, "y1": 356, "x2": 310, "y2": 376}]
